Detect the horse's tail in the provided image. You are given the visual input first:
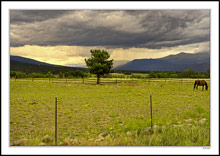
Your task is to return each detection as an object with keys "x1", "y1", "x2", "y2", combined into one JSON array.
[{"x1": 194, "y1": 80, "x2": 197, "y2": 90}]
